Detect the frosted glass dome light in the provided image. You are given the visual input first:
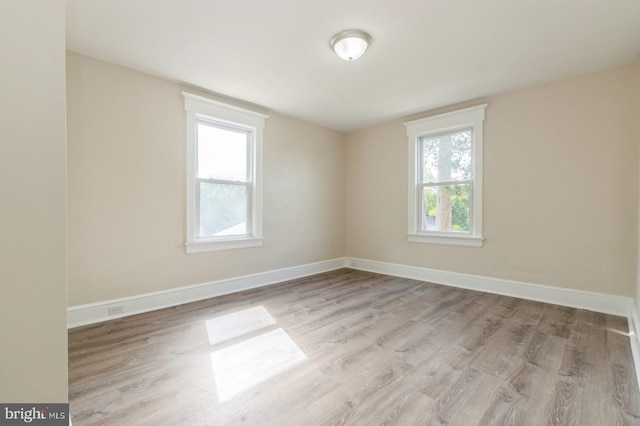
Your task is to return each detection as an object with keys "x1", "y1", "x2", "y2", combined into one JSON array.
[{"x1": 330, "y1": 29, "x2": 371, "y2": 61}]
